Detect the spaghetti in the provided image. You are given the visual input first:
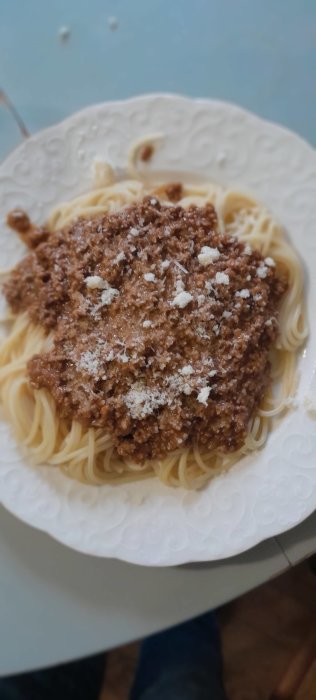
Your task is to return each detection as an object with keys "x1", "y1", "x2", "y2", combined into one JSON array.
[{"x1": 0, "y1": 142, "x2": 307, "y2": 489}]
